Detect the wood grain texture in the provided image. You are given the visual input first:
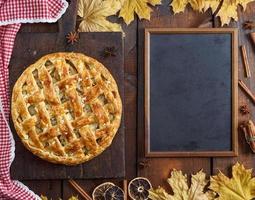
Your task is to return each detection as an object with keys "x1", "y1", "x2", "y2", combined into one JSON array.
[
  {"x1": 58, "y1": 0, "x2": 77, "y2": 35},
  {"x1": 14, "y1": 6, "x2": 61, "y2": 199},
  {"x1": 19, "y1": 23, "x2": 58, "y2": 33},
  {"x1": 9, "y1": 0, "x2": 255, "y2": 198},
  {"x1": 22, "y1": 180, "x2": 62, "y2": 199},
  {"x1": 122, "y1": 21, "x2": 138, "y2": 180},
  {"x1": 61, "y1": 13, "x2": 138, "y2": 200},
  {"x1": 9, "y1": 32, "x2": 125, "y2": 179},
  {"x1": 137, "y1": 0, "x2": 211, "y2": 189},
  {"x1": 212, "y1": 2, "x2": 255, "y2": 176}
]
